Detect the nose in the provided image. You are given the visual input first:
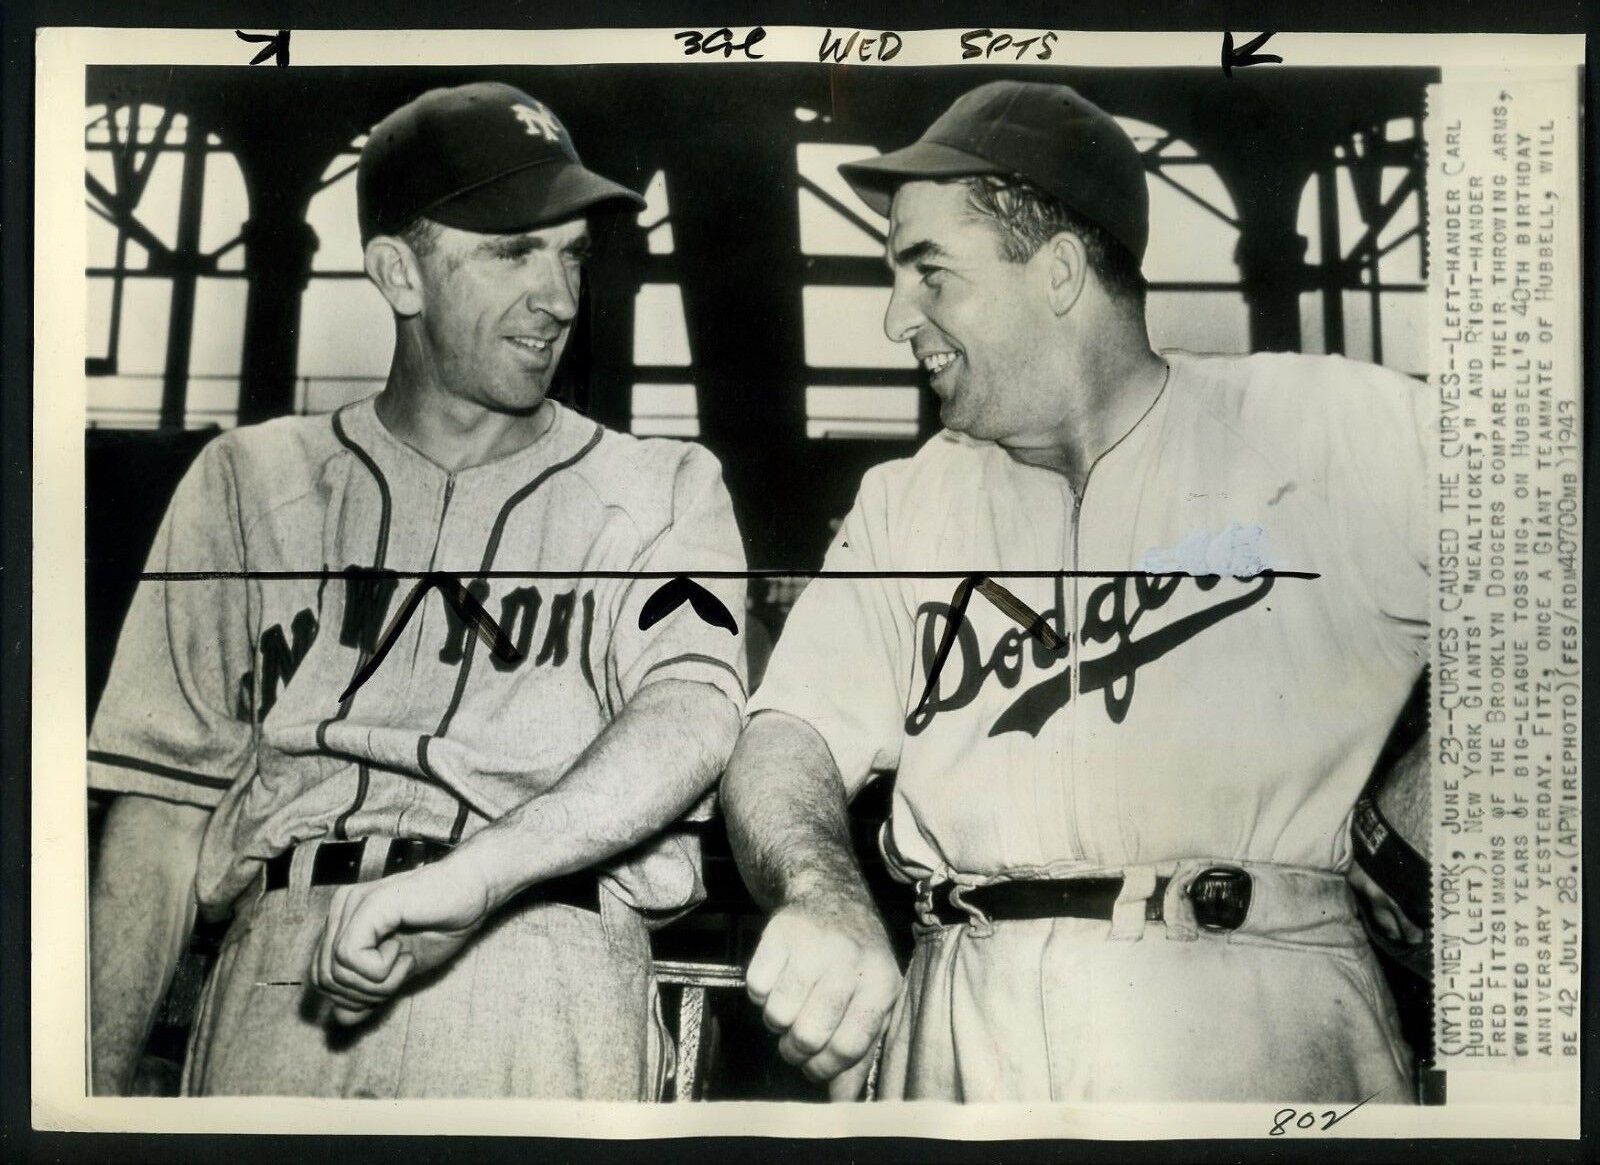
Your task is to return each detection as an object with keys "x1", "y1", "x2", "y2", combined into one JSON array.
[
  {"x1": 526, "y1": 255, "x2": 580, "y2": 324},
  {"x1": 882, "y1": 274, "x2": 922, "y2": 344}
]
